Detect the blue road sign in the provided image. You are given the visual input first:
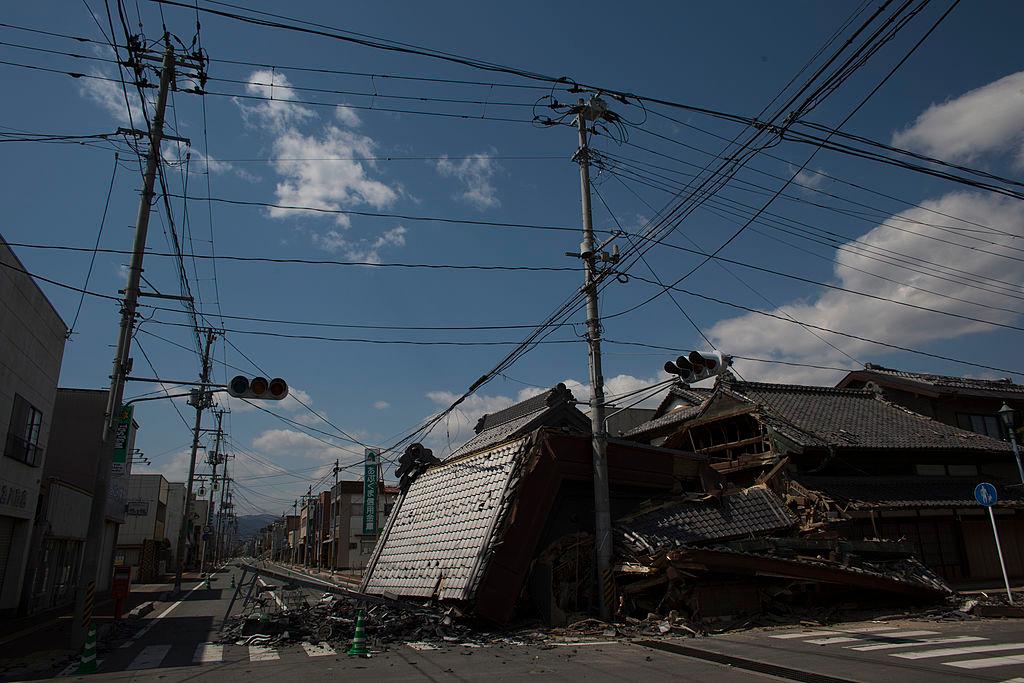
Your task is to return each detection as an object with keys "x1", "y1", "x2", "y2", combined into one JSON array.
[{"x1": 975, "y1": 482, "x2": 998, "y2": 507}]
